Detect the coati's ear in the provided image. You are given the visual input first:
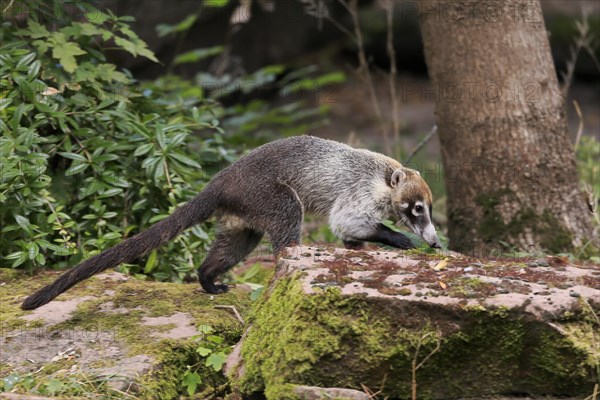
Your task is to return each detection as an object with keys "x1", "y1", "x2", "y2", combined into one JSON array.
[{"x1": 390, "y1": 169, "x2": 406, "y2": 188}]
